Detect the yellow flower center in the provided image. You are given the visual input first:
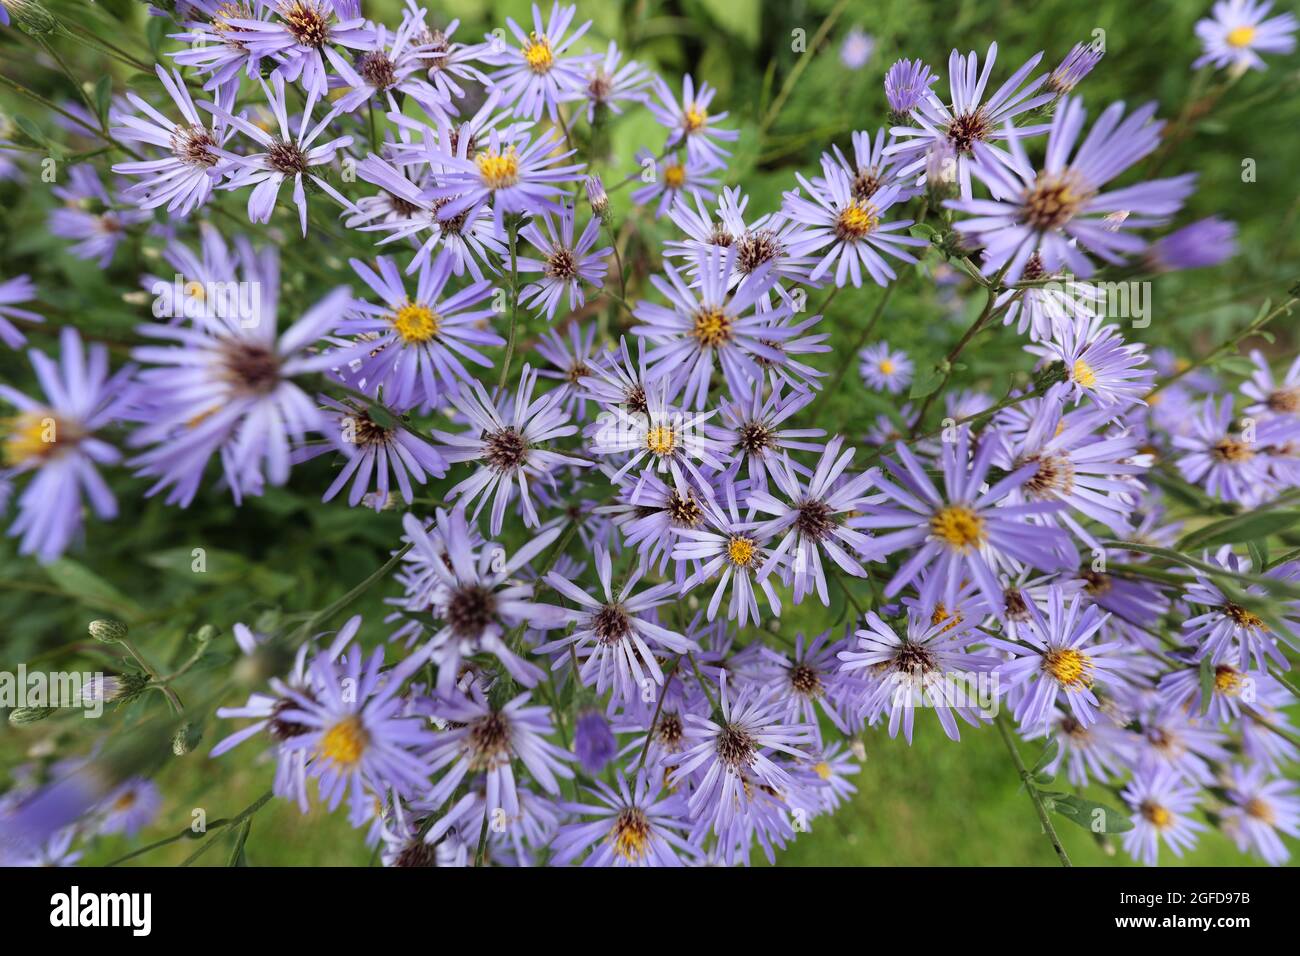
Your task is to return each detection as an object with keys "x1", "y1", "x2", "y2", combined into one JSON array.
[
  {"x1": 319, "y1": 714, "x2": 369, "y2": 767},
  {"x1": 835, "y1": 200, "x2": 880, "y2": 239},
  {"x1": 476, "y1": 147, "x2": 520, "y2": 189},
  {"x1": 1226, "y1": 25, "x2": 1256, "y2": 48},
  {"x1": 645, "y1": 424, "x2": 677, "y2": 456},
  {"x1": 2, "y1": 411, "x2": 69, "y2": 466},
  {"x1": 1223, "y1": 603, "x2": 1266, "y2": 630},
  {"x1": 1214, "y1": 664, "x2": 1243, "y2": 695},
  {"x1": 684, "y1": 105, "x2": 707, "y2": 132},
  {"x1": 610, "y1": 808, "x2": 651, "y2": 862},
  {"x1": 691, "y1": 307, "x2": 732, "y2": 347},
  {"x1": 523, "y1": 33, "x2": 554, "y2": 72},
  {"x1": 1244, "y1": 797, "x2": 1274, "y2": 823},
  {"x1": 1212, "y1": 439, "x2": 1254, "y2": 463},
  {"x1": 879, "y1": 359, "x2": 895, "y2": 375},
  {"x1": 726, "y1": 535, "x2": 757, "y2": 567},
  {"x1": 813, "y1": 761, "x2": 832, "y2": 781},
  {"x1": 929, "y1": 505, "x2": 985, "y2": 550},
  {"x1": 391, "y1": 302, "x2": 440, "y2": 343},
  {"x1": 1140, "y1": 801, "x2": 1172, "y2": 829},
  {"x1": 663, "y1": 163, "x2": 686, "y2": 189},
  {"x1": 1043, "y1": 647, "x2": 1093, "y2": 688},
  {"x1": 1072, "y1": 358, "x2": 1097, "y2": 389}
]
